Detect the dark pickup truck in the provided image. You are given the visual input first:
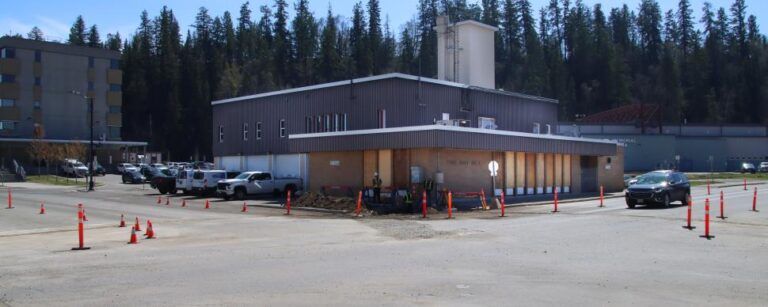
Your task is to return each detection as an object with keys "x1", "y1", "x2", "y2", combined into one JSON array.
[{"x1": 150, "y1": 168, "x2": 178, "y2": 194}]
